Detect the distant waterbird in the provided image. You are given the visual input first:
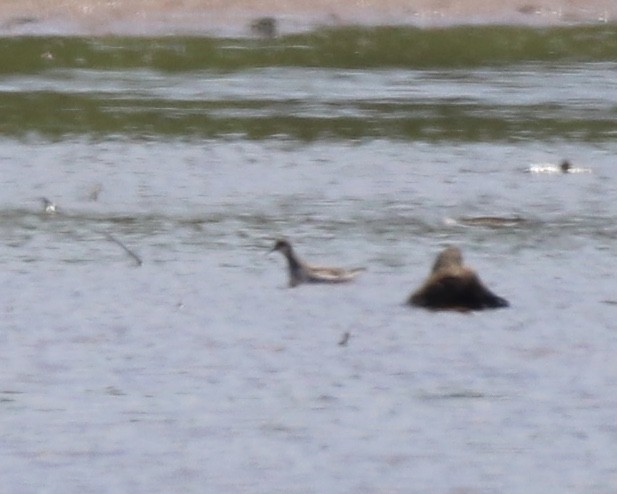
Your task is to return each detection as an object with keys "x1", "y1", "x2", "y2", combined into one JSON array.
[
  {"x1": 269, "y1": 239, "x2": 365, "y2": 287},
  {"x1": 88, "y1": 183, "x2": 103, "y2": 202},
  {"x1": 250, "y1": 17, "x2": 277, "y2": 38},
  {"x1": 527, "y1": 159, "x2": 591, "y2": 174},
  {"x1": 408, "y1": 246, "x2": 509, "y2": 311}
]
